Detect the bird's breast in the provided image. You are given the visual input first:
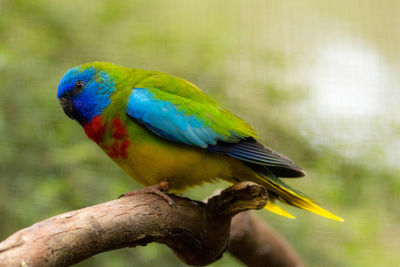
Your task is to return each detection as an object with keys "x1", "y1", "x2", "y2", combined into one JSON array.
[
  {"x1": 82, "y1": 115, "x2": 243, "y2": 191},
  {"x1": 83, "y1": 115, "x2": 131, "y2": 159}
]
